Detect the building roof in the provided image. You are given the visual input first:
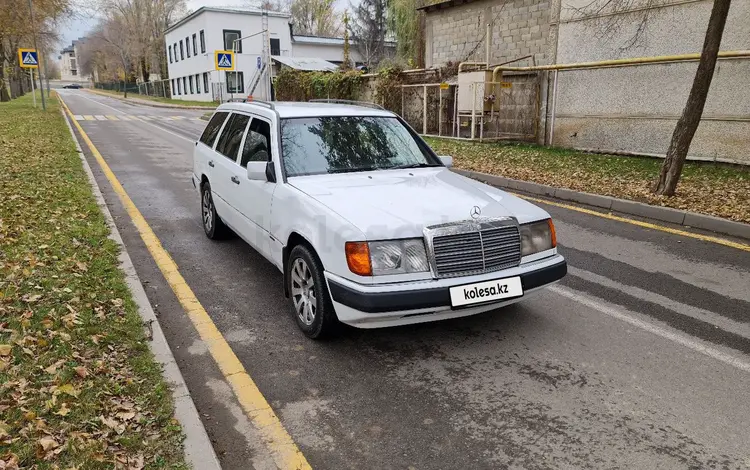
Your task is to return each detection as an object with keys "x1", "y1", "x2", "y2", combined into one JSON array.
[
  {"x1": 292, "y1": 34, "x2": 397, "y2": 48},
  {"x1": 272, "y1": 56, "x2": 338, "y2": 71},
  {"x1": 166, "y1": 7, "x2": 291, "y2": 34},
  {"x1": 417, "y1": 0, "x2": 480, "y2": 13}
]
